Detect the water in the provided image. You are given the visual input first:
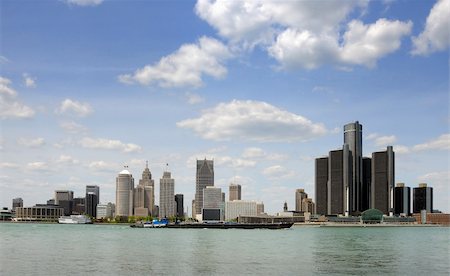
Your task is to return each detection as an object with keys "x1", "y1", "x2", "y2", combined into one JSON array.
[{"x1": 1, "y1": 223, "x2": 449, "y2": 275}]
